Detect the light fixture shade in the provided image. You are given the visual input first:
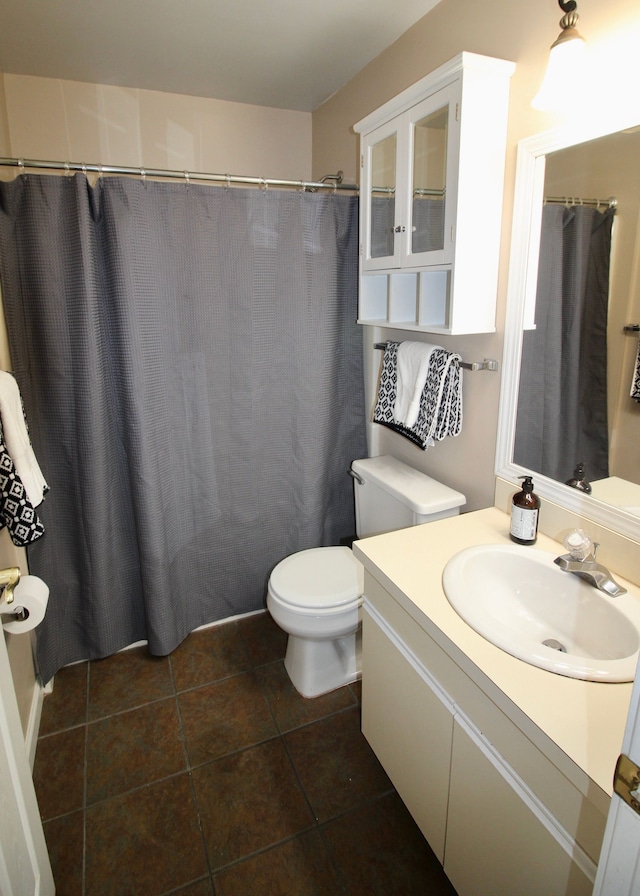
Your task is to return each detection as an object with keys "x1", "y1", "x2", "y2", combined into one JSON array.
[
  {"x1": 532, "y1": 6, "x2": 587, "y2": 111},
  {"x1": 532, "y1": 32, "x2": 586, "y2": 110}
]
